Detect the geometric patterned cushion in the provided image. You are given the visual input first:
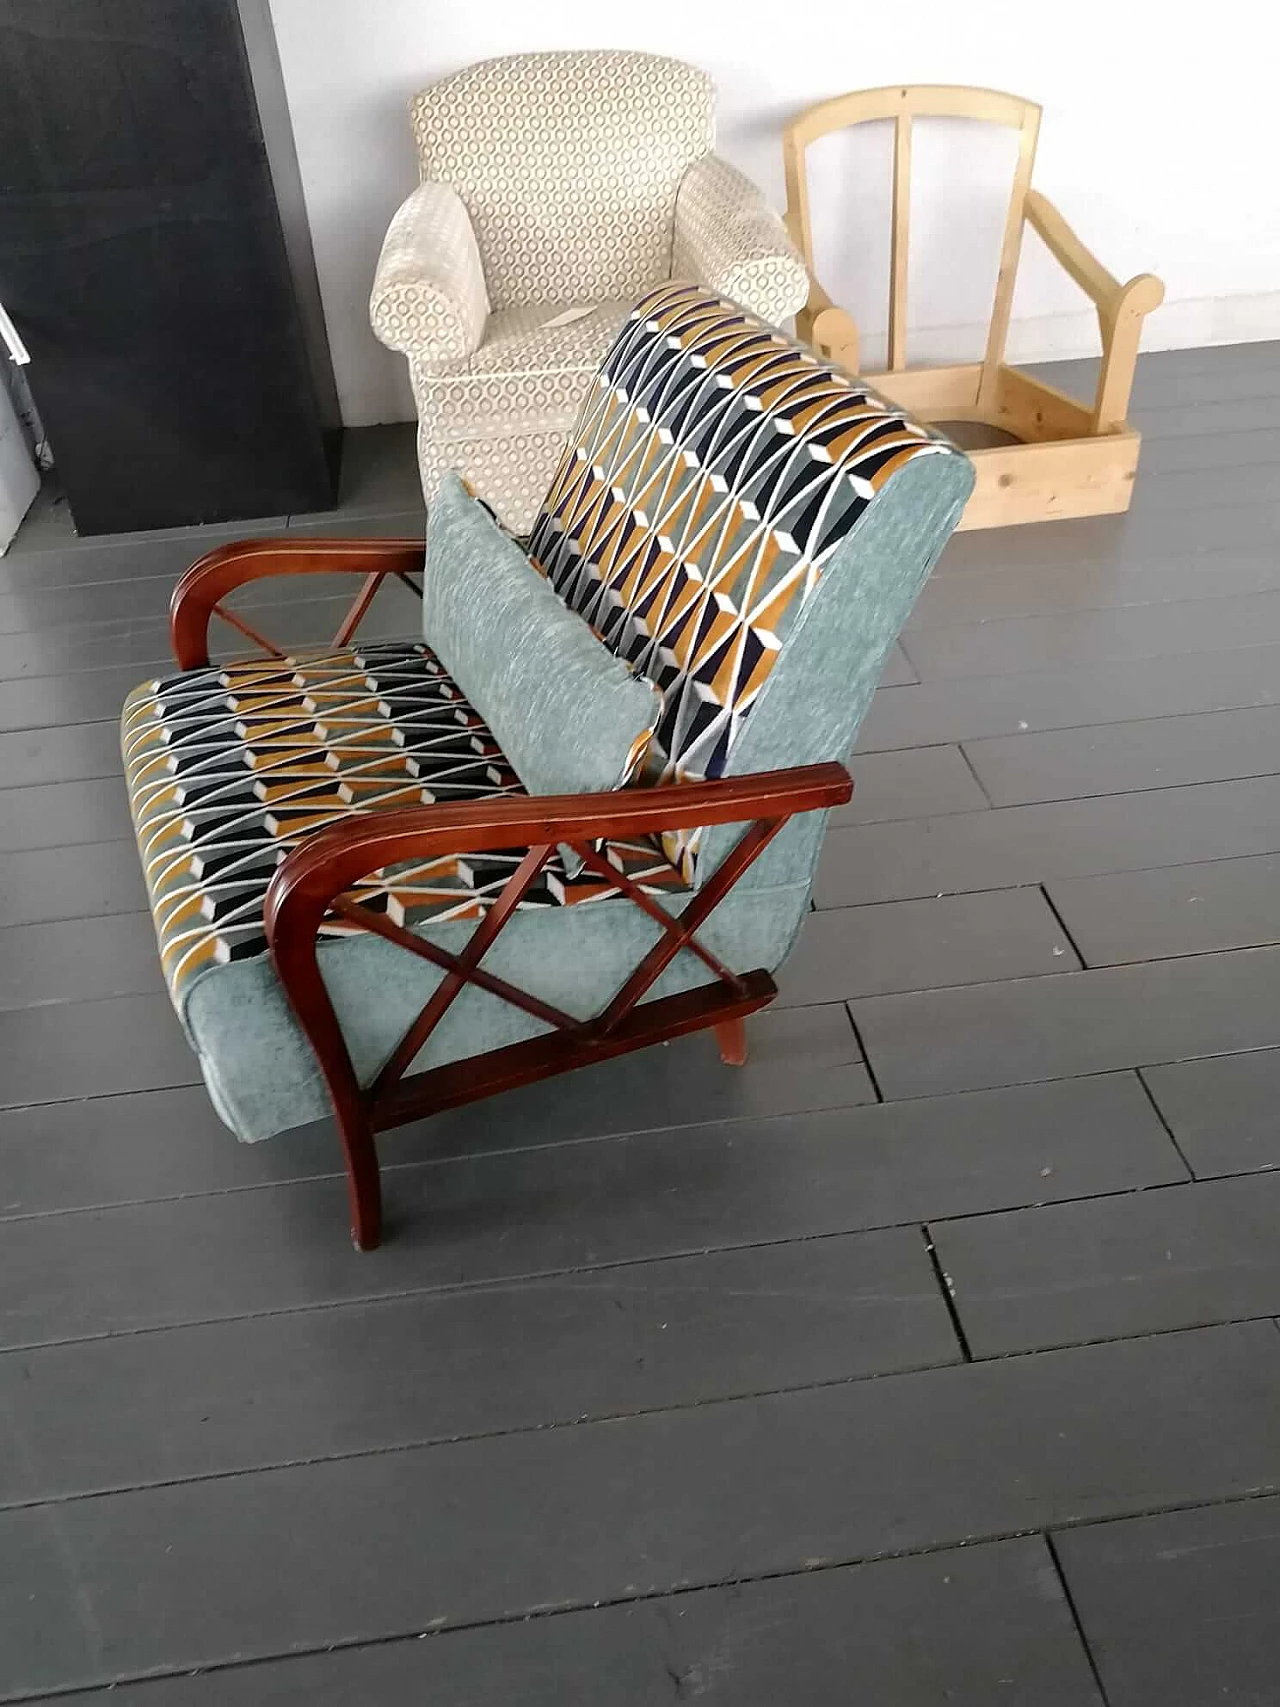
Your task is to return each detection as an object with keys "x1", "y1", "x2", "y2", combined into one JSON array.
[
  {"x1": 526, "y1": 281, "x2": 952, "y2": 879},
  {"x1": 122, "y1": 640, "x2": 684, "y2": 1014}
]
